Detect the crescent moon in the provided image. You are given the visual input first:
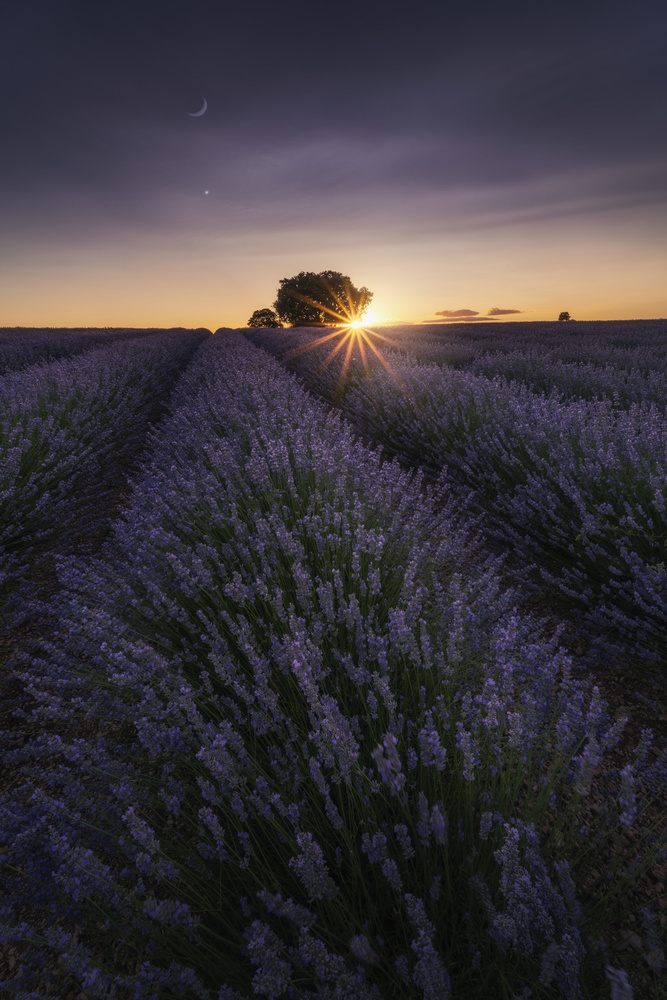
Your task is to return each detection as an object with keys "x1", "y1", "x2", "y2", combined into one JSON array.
[{"x1": 188, "y1": 98, "x2": 207, "y2": 117}]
